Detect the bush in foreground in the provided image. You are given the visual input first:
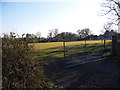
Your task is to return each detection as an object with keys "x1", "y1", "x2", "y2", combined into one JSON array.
[{"x1": 2, "y1": 35, "x2": 54, "y2": 88}]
